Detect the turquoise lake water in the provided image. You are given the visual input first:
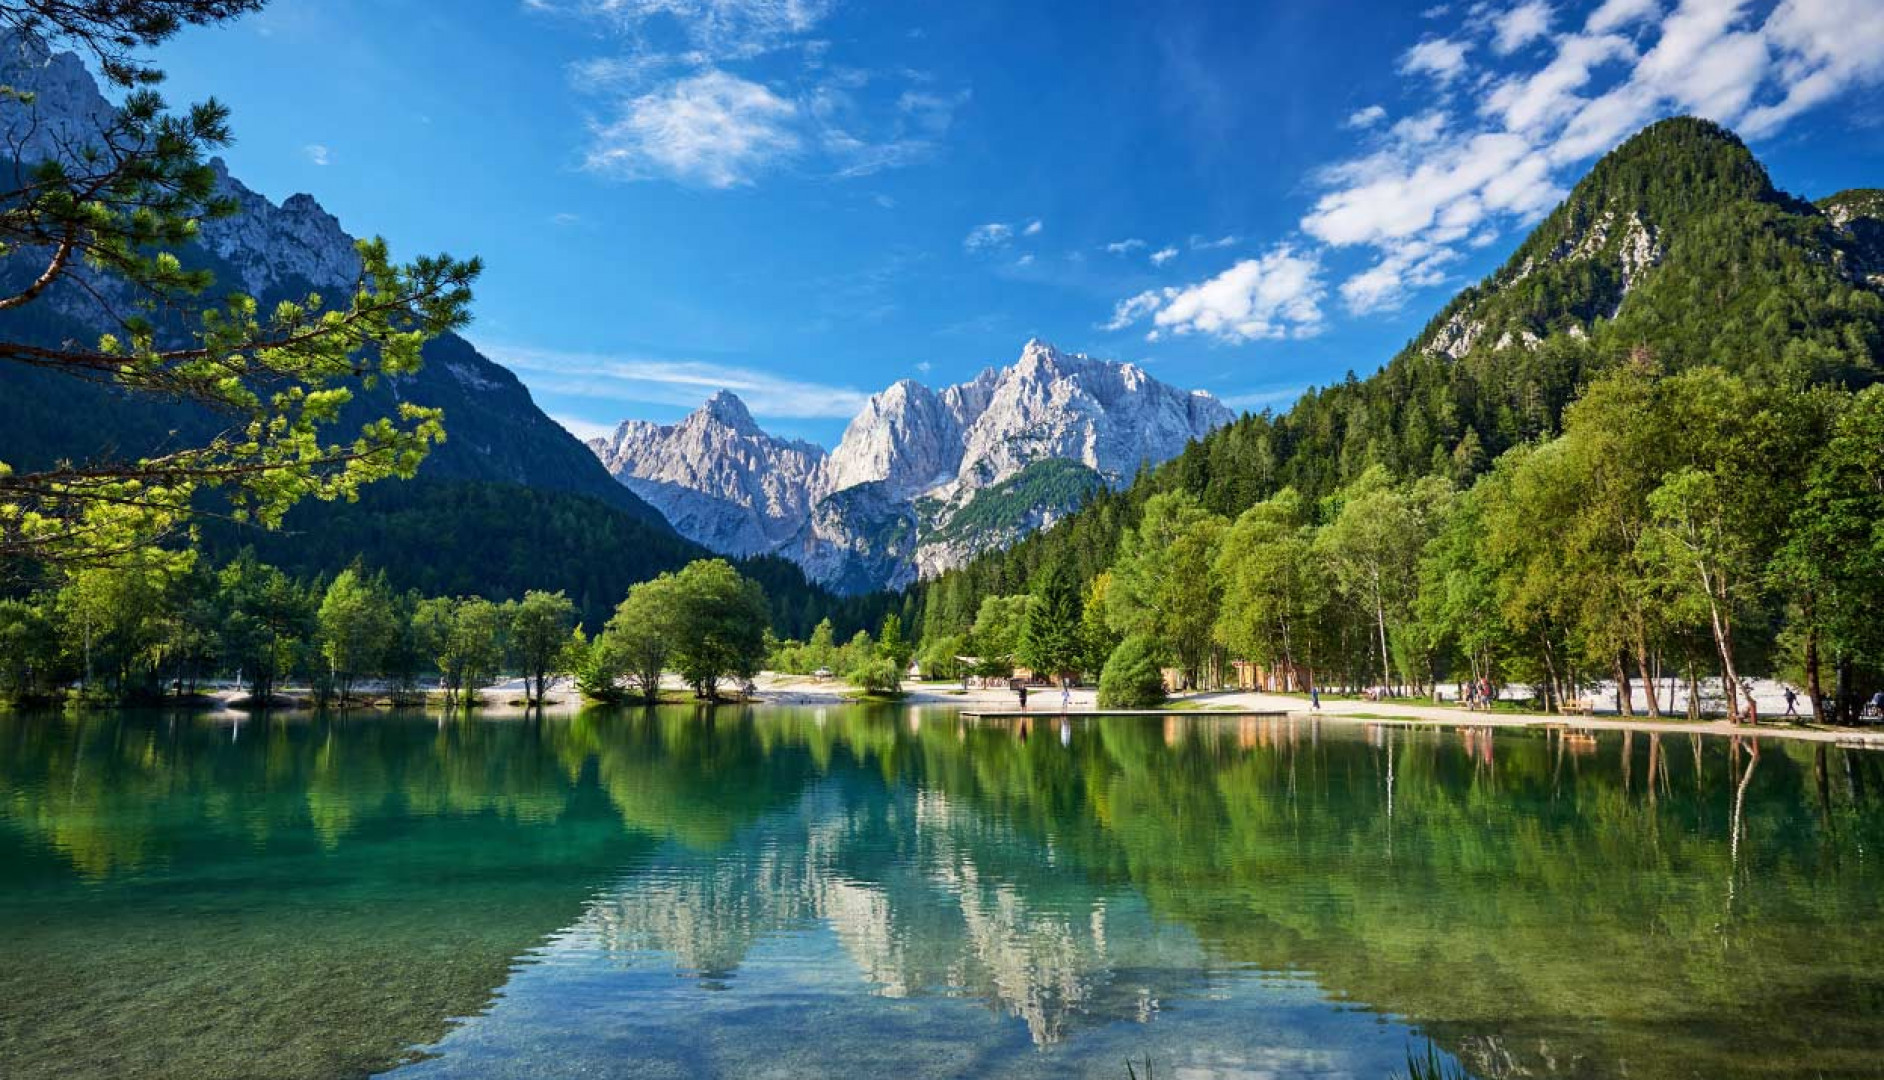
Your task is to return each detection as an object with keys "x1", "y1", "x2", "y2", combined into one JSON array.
[{"x1": 2, "y1": 706, "x2": 1882, "y2": 1079}]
